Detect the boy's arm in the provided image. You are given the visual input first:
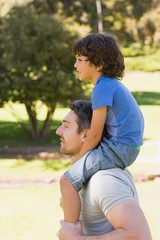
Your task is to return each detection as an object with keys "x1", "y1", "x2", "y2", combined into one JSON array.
[
  {"x1": 79, "y1": 106, "x2": 107, "y2": 158},
  {"x1": 58, "y1": 200, "x2": 152, "y2": 240}
]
